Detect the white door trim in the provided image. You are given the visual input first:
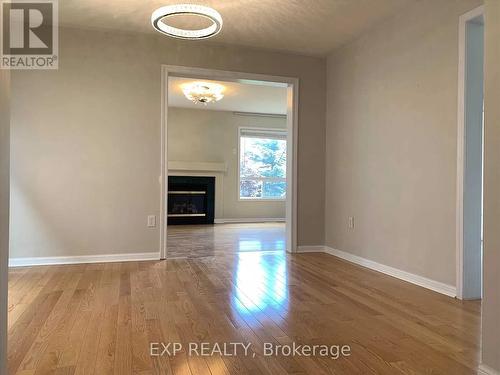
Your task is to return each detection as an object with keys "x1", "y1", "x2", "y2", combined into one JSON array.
[
  {"x1": 456, "y1": 5, "x2": 485, "y2": 300},
  {"x1": 159, "y1": 65, "x2": 299, "y2": 259}
]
